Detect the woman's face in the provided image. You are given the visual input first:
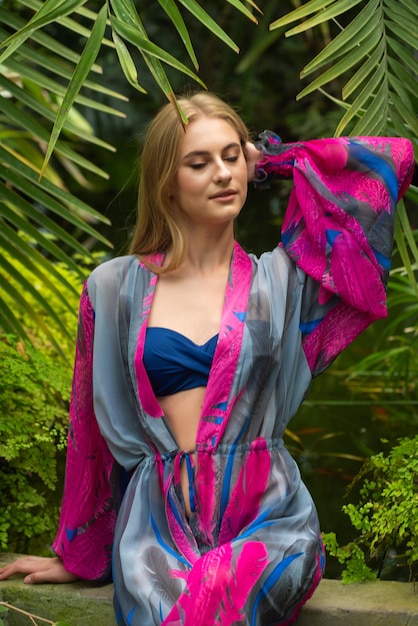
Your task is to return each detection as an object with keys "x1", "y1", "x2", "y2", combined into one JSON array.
[{"x1": 170, "y1": 116, "x2": 248, "y2": 230}]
